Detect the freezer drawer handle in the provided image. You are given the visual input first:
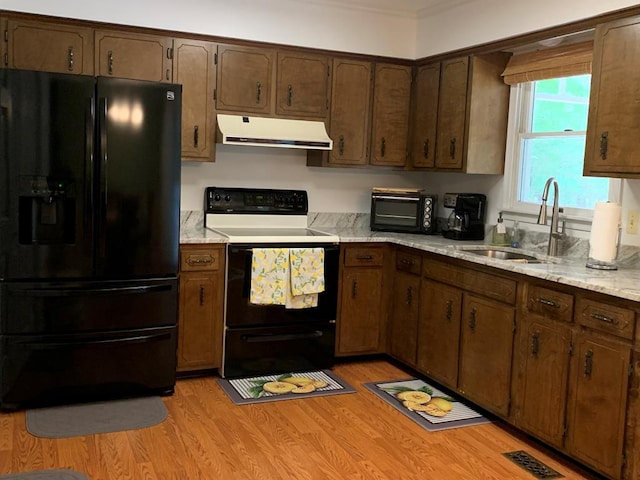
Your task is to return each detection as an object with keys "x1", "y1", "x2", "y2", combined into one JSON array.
[
  {"x1": 22, "y1": 332, "x2": 172, "y2": 350},
  {"x1": 17, "y1": 284, "x2": 173, "y2": 297},
  {"x1": 241, "y1": 331, "x2": 323, "y2": 343}
]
